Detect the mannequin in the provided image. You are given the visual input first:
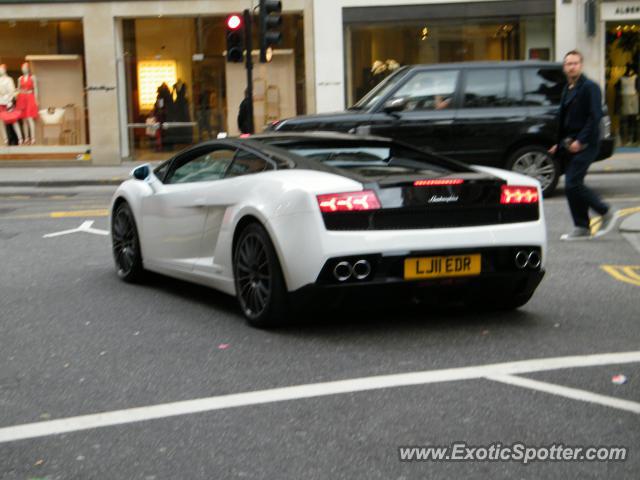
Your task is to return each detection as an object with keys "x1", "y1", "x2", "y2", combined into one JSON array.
[
  {"x1": 16, "y1": 62, "x2": 39, "y2": 145},
  {"x1": 615, "y1": 63, "x2": 639, "y2": 145},
  {"x1": 0, "y1": 64, "x2": 23, "y2": 145}
]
